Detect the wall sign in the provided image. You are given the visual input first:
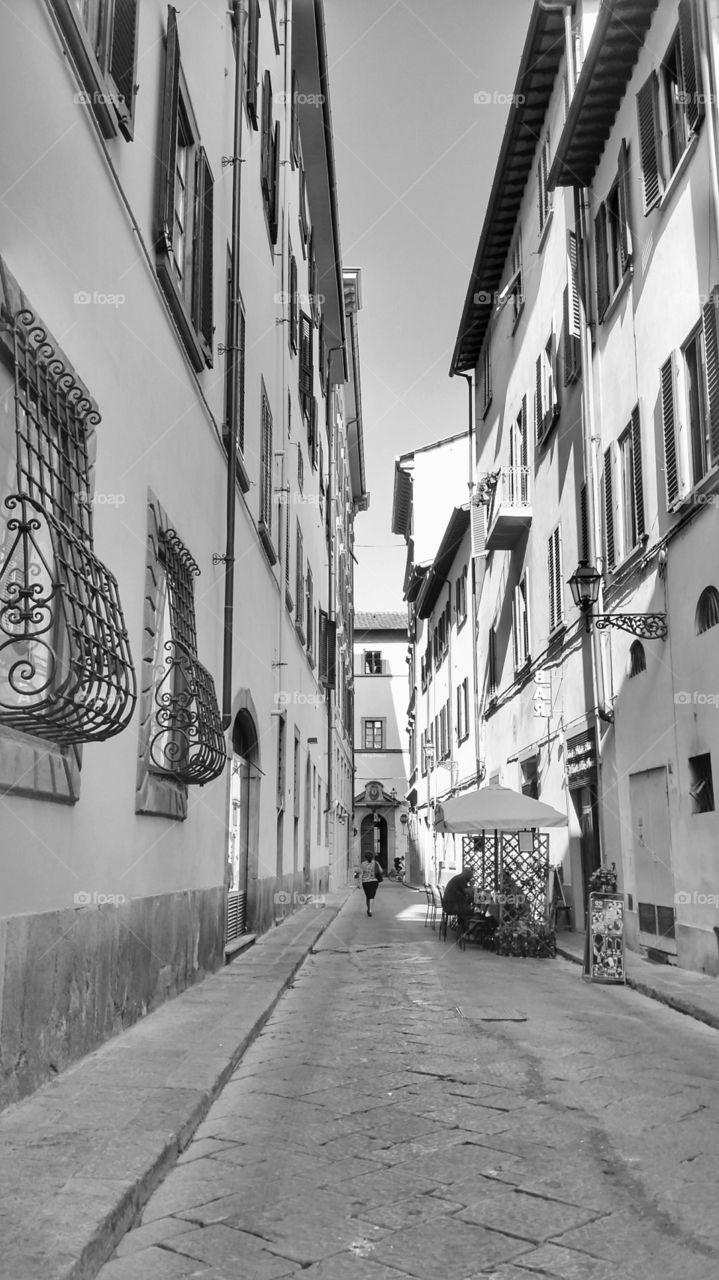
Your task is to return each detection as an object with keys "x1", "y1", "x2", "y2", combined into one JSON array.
[
  {"x1": 566, "y1": 729, "x2": 597, "y2": 790},
  {"x1": 584, "y1": 892, "x2": 626, "y2": 983}
]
